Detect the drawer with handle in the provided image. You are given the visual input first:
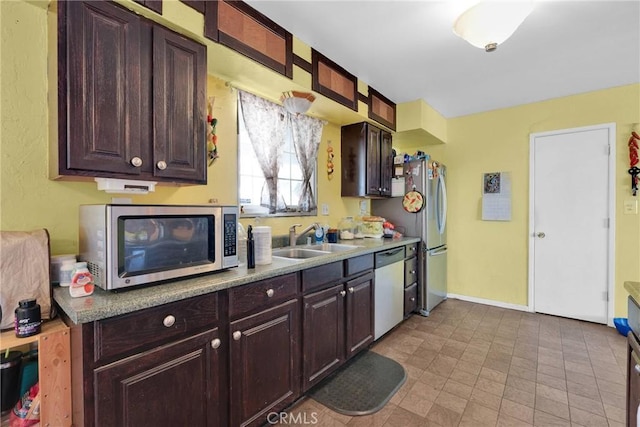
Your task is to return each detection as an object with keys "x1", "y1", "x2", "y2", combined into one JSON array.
[
  {"x1": 229, "y1": 273, "x2": 298, "y2": 318},
  {"x1": 94, "y1": 292, "x2": 219, "y2": 363},
  {"x1": 405, "y1": 256, "x2": 418, "y2": 286}
]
